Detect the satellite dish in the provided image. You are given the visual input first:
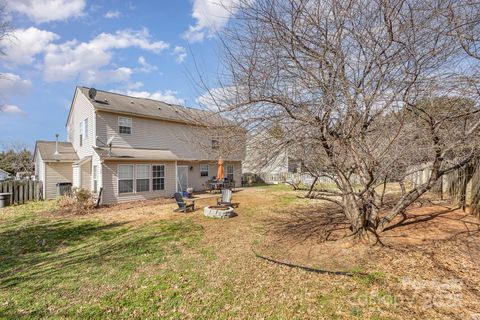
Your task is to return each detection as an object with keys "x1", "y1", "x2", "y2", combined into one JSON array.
[
  {"x1": 88, "y1": 87, "x2": 97, "y2": 100},
  {"x1": 107, "y1": 135, "x2": 115, "y2": 146}
]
